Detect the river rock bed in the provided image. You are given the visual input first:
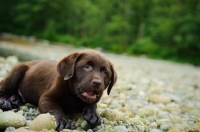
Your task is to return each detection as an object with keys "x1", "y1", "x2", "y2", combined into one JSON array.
[{"x1": 0, "y1": 39, "x2": 200, "y2": 132}]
